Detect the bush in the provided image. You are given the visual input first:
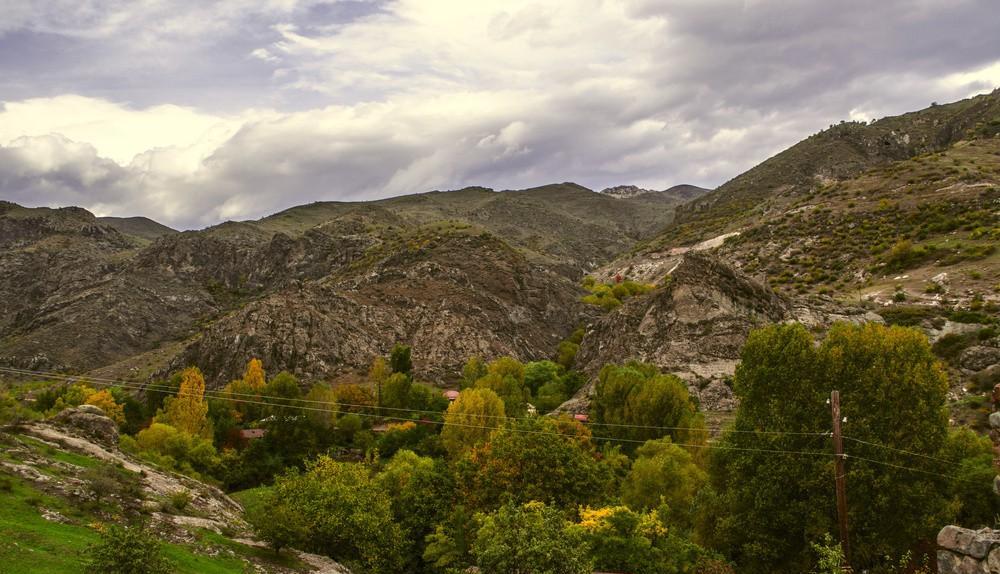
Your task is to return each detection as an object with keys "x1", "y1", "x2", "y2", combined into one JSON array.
[{"x1": 83, "y1": 522, "x2": 172, "y2": 574}]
